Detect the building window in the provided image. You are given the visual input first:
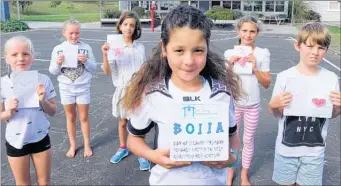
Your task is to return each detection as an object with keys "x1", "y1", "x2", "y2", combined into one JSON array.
[
  {"x1": 328, "y1": 1, "x2": 341, "y2": 11},
  {"x1": 223, "y1": 1, "x2": 232, "y2": 9},
  {"x1": 265, "y1": 1, "x2": 275, "y2": 12},
  {"x1": 275, "y1": 1, "x2": 285, "y2": 12},
  {"x1": 232, "y1": 1, "x2": 241, "y2": 9},
  {"x1": 244, "y1": 1, "x2": 252, "y2": 11},
  {"x1": 130, "y1": 1, "x2": 139, "y2": 10},
  {"x1": 190, "y1": 1, "x2": 198, "y2": 8},
  {"x1": 159, "y1": 1, "x2": 169, "y2": 11},
  {"x1": 140, "y1": 1, "x2": 150, "y2": 10},
  {"x1": 212, "y1": 1, "x2": 221, "y2": 7},
  {"x1": 253, "y1": 1, "x2": 263, "y2": 11}
]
